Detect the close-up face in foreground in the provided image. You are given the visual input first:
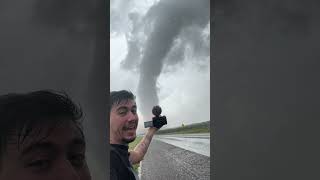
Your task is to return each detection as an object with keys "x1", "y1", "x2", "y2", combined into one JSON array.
[
  {"x1": 0, "y1": 120, "x2": 91, "y2": 180},
  {"x1": 110, "y1": 99, "x2": 139, "y2": 145}
]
